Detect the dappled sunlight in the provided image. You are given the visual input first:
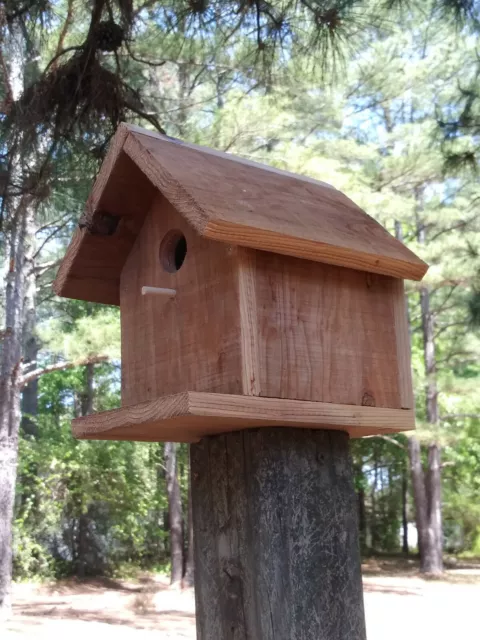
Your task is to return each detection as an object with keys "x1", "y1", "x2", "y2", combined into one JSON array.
[
  {"x1": 5, "y1": 564, "x2": 480, "y2": 640},
  {"x1": 6, "y1": 576, "x2": 195, "y2": 639}
]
